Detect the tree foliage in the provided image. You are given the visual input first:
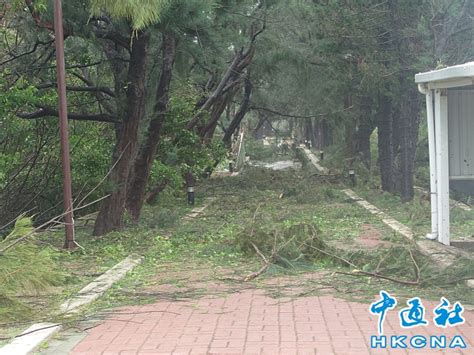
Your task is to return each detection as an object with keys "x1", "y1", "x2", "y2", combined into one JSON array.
[
  {"x1": 0, "y1": 0, "x2": 472, "y2": 234},
  {"x1": 89, "y1": 0, "x2": 171, "y2": 30}
]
